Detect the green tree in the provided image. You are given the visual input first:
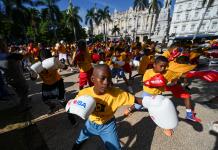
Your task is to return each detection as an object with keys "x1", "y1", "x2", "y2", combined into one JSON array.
[
  {"x1": 85, "y1": 7, "x2": 98, "y2": 39},
  {"x1": 40, "y1": 0, "x2": 62, "y2": 40},
  {"x1": 111, "y1": 25, "x2": 120, "y2": 36},
  {"x1": 192, "y1": 0, "x2": 215, "y2": 40},
  {"x1": 97, "y1": 6, "x2": 112, "y2": 42},
  {"x1": 133, "y1": 0, "x2": 149, "y2": 10},
  {"x1": 133, "y1": 0, "x2": 149, "y2": 41},
  {"x1": 148, "y1": 0, "x2": 162, "y2": 38},
  {"x1": 65, "y1": 0, "x2": 82, "y2": 42},
  {"x1": 0, "y1": 0, "x2": 33, "y2": 41},
  {"x1": 27, "y1": 8, "x2": 41, "y2": 42}
]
